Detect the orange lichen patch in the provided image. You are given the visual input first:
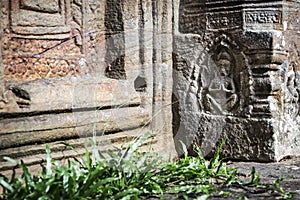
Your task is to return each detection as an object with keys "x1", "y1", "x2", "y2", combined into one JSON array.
[
  {"x1": 96, "y1": 82, "x2": 115, "y2": 92},
  {"x1": 2, "y1": 37, "x2": 82, "y2": 56},
  {"x1": 4, "y1": 57, "x2": 82, "y2": 81},
  {"x1": 16, "y1": 65, "x2": 27, "y2": 75},
  {"x1": 2, "y1": 35, "x2": 84, "y2": 80}
]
